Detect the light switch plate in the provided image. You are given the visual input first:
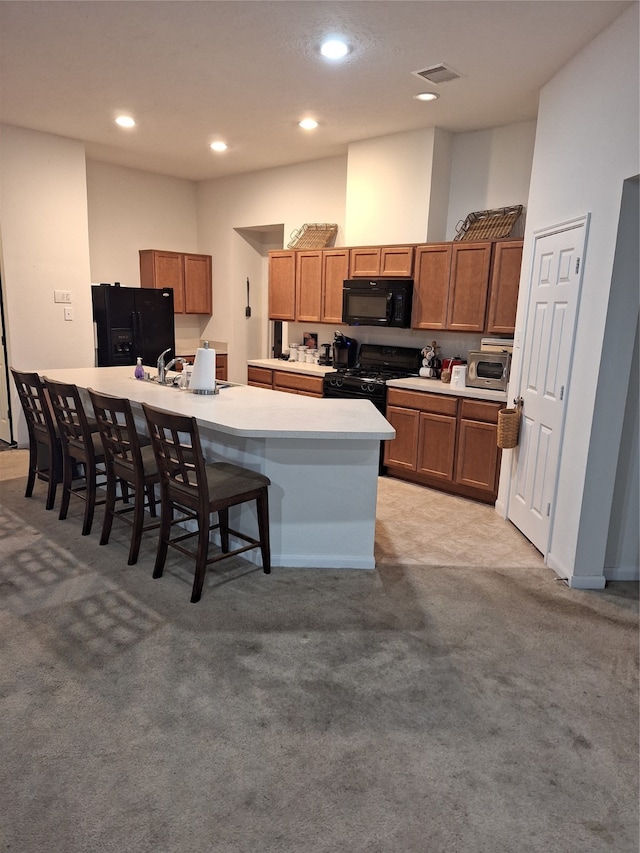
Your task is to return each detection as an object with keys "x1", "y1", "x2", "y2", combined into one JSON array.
[
  {"x1": 54, "y1": 290, "x2": 72, "y2": 303},
  {"x1": 64, "y1": 306, "x2": 73, "y2": 321}
]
